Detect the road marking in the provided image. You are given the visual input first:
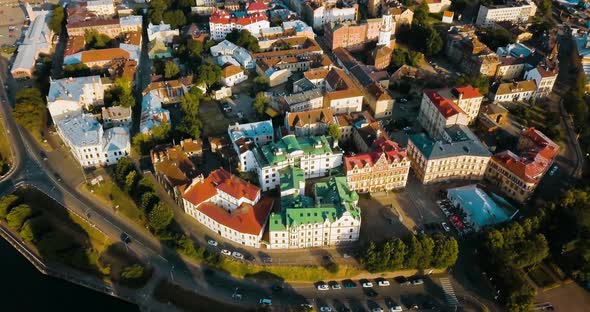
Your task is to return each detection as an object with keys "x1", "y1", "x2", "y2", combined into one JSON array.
[{"x1": 439, "y1": 277, "x2": 459, "y2": 306}]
